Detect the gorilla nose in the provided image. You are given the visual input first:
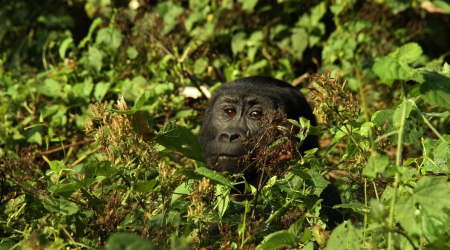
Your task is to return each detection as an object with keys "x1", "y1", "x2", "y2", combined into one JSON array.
[{"x1": 218, "y1": 128, "x2": 247, "y2": 142}]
